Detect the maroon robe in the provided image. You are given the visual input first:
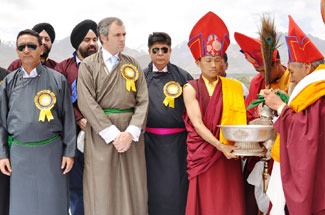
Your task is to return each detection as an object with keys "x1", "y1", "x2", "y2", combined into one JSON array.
[
  {"x1": 55, "y1": 57, "x2": 83, "y2": 121},
  {"x1": 184, "y1": 77, "x2": 245, "y2": 215},
  {"x1": 274, "y1": 97, "x2": 325, "y2": 215},
  {"x1": 245, "y1": 73, "x2": 265, "y2": 122},
  {"x1": 7, "y1": 58, "x2": 57, "y2": 71}
]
